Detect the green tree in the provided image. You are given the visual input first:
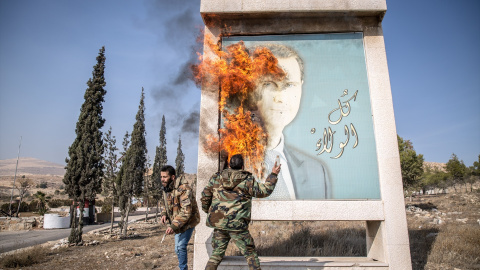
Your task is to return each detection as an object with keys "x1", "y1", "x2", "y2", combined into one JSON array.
[
  {"x1": 114, "y1": 131, "x2": 129, "y2": 232},
  {"x1": 397, "y1": 135, "x2": 424, "y2": 193},
  {"x1": 64, "y1": 46, "x2": 107, "y2": 244},
  {"x1": 102, "y1": 127, "x2": 119, "y2": 234},
  {"x1": 175, "y1": 135, "x2": 185, "y2": 177},
  {"x1": 144, "y1": 155, "x2": 152, "y2": 221},
  {"x1": 465, "y1": 154, "x2": 480, "y2": 192},
  {"x1": 117, "y1": 88, "x2": 147, "y2": 237},
  {"x1": 421, "y1": 167, "x2": 448, "y2": 194},
  {"x1": 33, "y1": 191, "x2": 51, "y2": 215},
  {"x1": 151, "y1": 115, "x2": 167, "y2": 221},
  {"x1": 445, "y1": 153, "x2": 466, "y2": 192}
]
